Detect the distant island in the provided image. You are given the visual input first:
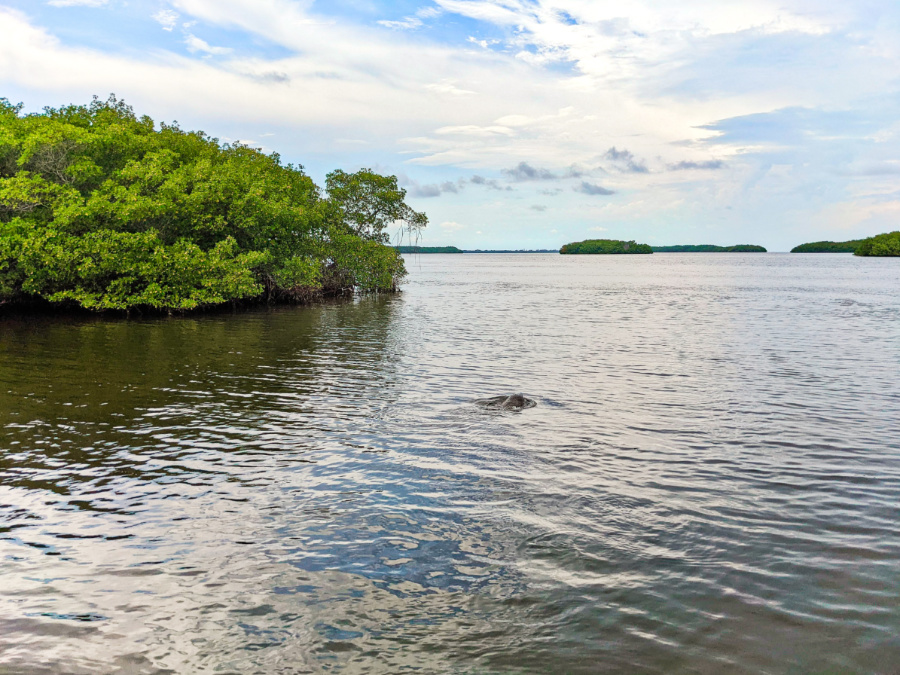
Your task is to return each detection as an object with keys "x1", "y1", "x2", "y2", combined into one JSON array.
[
  {"x1": 464, "y1": 249, "x2": 557, "y2": 253},
  {"x1": 791, "y1": 240, "x2": 864, "y2": 253},
  {"x1": 560, "y1": 239, "x2": 653, "y2": 254},
  {"x1": 652, "y1": 244, "x2": 767, "y2": 252},
  {"x1": 790, "y1": 232, "x2": 899, "y2": 255},
  {"x1": 396, "y1": 247, "x2": 557, "y2": 253},
  {"x1": 855, "y1": 231, "x2": 900, "y2": 256},
  {"x1": 395, "y1": 246, "x2": 463, "y2": 253}
]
